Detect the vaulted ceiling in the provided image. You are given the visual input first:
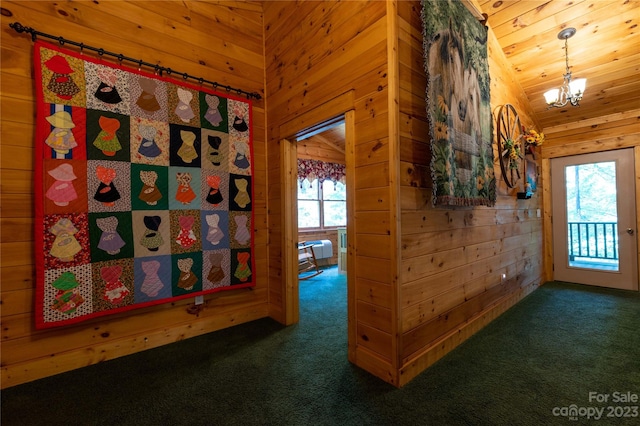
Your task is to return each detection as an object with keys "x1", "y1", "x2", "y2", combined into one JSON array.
[
  {"x1": 480, "y1": 0, "x2": 640, "y2": 131},
  {"x1": 306, "y1": 0, "x2": 639, "y2": 152}
]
